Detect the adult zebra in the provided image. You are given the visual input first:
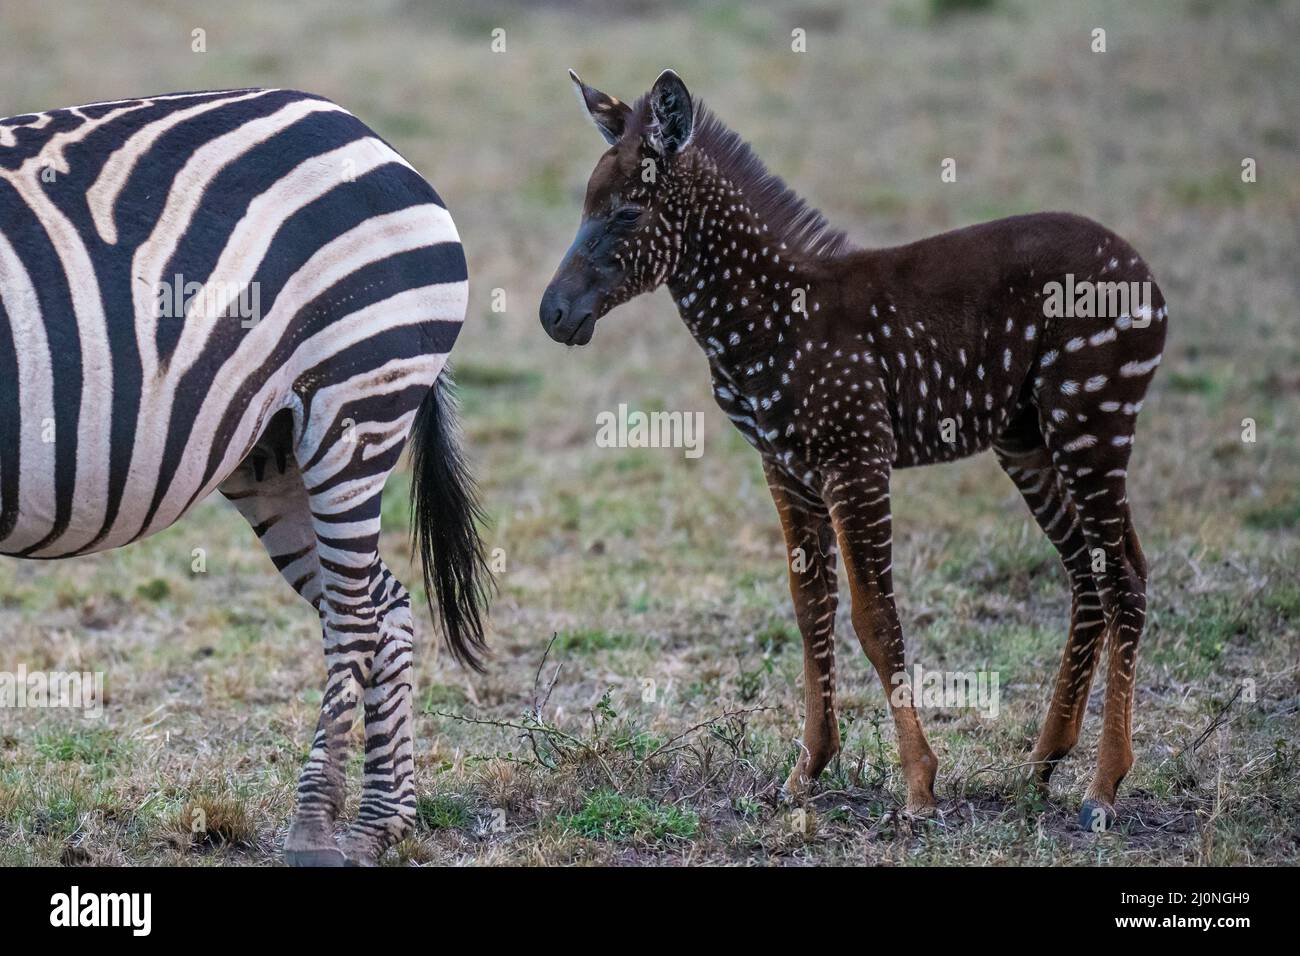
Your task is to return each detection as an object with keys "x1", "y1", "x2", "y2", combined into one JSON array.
[{"x1": 0, "y1": 88, "x2": 491, "y2": 865}]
